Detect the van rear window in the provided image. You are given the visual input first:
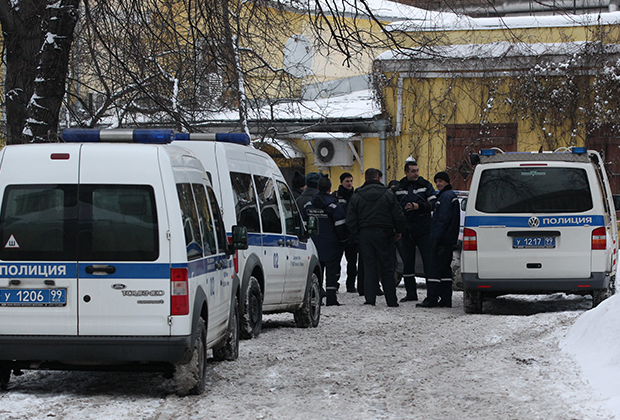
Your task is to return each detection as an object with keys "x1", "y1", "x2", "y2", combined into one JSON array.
[
  {"x1": 80, "y1": 185, "x2": 158, "y2": 261},
  {"x1": 475, "y1": 168, "x2": 593, "y2": 213},
  {"x1": 0, "y1": 184, "x2": 158, "y2": 261}
]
